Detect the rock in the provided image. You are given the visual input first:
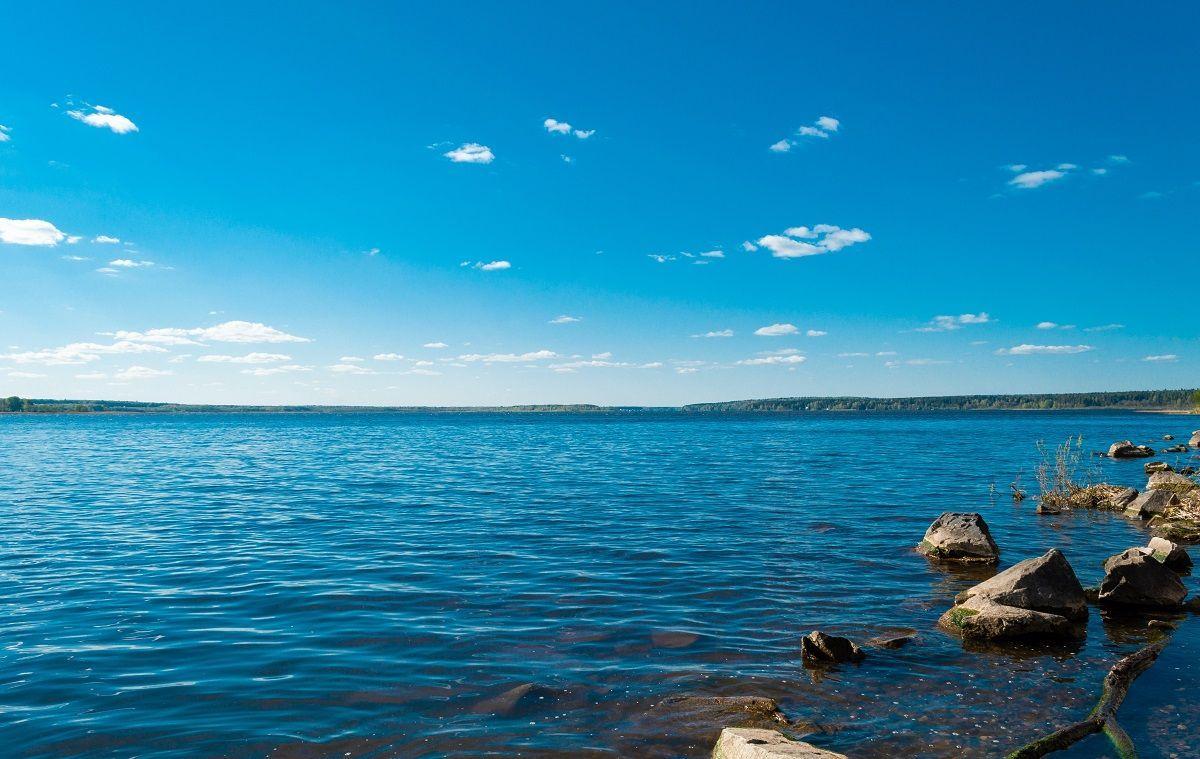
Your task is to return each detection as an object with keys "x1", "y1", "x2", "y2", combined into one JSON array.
[
  {"x1": 1191, "y1": 430, "x2": 1200, "y2": 448},
  {"x1": 1098, "y1": 548, "x2": 1187, "y2": 607},
  {"x1": 1145, "y1": 461, "x2": 1173, "y2": 474},
  {"x1": 651, "y1": 695, "x2": 789, "y2": 732},
  {"x1": 1163, "y1": 434, "x2": 1175, "y2": 441},
  {"x1": 1163, "y1": 445, "x2": 1188, "y2": 454},
  {"x1": 864, "y1": 629, "x2": 917, "y2": 649},
  {"x1": 800, "y1": 631, "x2": 865, "y2": 666},
  {"x1": 1108, "y1": 440, "x2": 1155, "y2": 459},
  {"x1": 1148, "y1": 619, "x2": 1176, "y2": 631},
  {"x1": 1125, "y1": 489, "x2": 1181, "y2": 519},
  {"x1": 939, "y1": 549, "x2": 1087, "y2": 640},
  {"x1": 712, "y1": 728, "x2": 848, "y2": 759},
  {"x1": 1107, "y1": 487, "x2": 1139, "y2": 510},
  {"x1": 1150, "y1": 516, "x2": 1200, "y2": 543},
  {"x1": 471, "y1": 683, "x2": 537, "y2": 715},
  {"x1": 916, "y1": 512, "x2": 1000, "y2": 564},
  {"x1": 1146, "y1": 536, "x2": 1193, "y2": 572},
  {"x1": 1147, "y1": 471, "x2": 1198, "y2": 495},
  {"x1": 1181, "y1": 466, "x2": 1197, "y2": 476}
]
